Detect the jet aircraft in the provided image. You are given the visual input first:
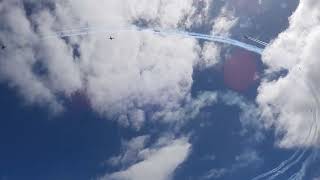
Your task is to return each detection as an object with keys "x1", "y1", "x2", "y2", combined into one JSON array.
[{"x1": 244, "y1": 35, "x2": 268, "y2": 47}]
